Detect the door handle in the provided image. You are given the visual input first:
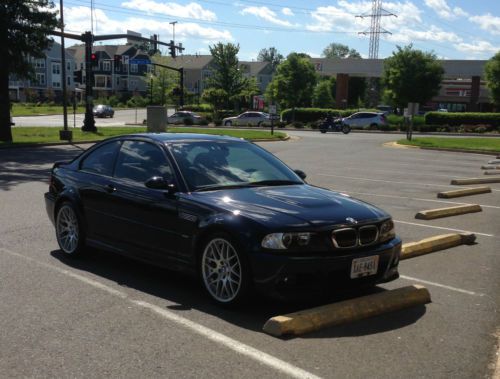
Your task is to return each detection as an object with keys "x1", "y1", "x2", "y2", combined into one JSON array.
[{"x1": 105, "y1": 184, "x2": 116, "y2": 193}]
